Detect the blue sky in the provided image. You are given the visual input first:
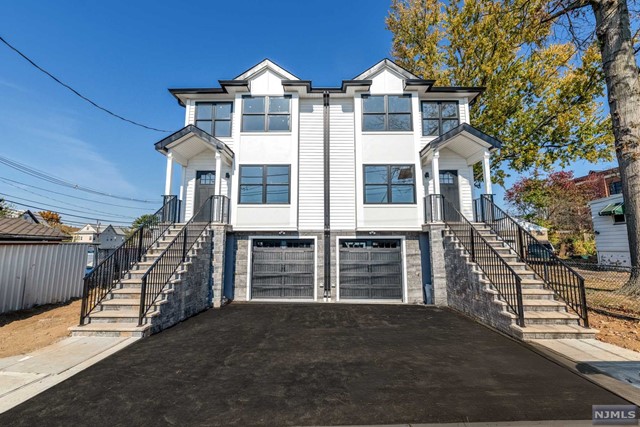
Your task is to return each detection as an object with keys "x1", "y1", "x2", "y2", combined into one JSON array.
[{"x1": 0, "y1": 0, "x2": 616, "y2": 225}]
